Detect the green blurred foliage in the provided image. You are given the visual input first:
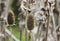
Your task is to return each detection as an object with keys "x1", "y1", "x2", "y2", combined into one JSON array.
[
  {"x1": 11, "y1": 0, "x2": 19, "y2": 14},
  {"x1": 11, "y1": 0, "x2": 20, "y2": 24}
]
